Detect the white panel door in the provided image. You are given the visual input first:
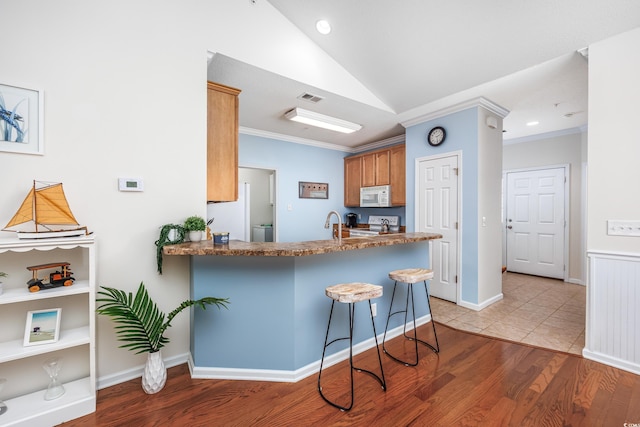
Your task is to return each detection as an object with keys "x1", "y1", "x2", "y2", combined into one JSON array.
[
  {"x1": 506, "y1": 168, "x2": 565, "y2": 278},
  {"x1": 417, "y1": 155, "x2": 458, "y2": 302}
]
